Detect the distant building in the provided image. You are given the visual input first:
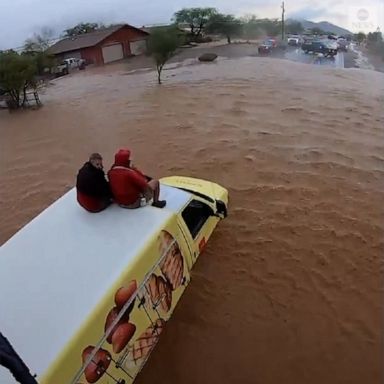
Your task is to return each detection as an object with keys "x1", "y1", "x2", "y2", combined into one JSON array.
[{"x1": 48, "y1": 24, "x2": 149, "y2": 65}]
